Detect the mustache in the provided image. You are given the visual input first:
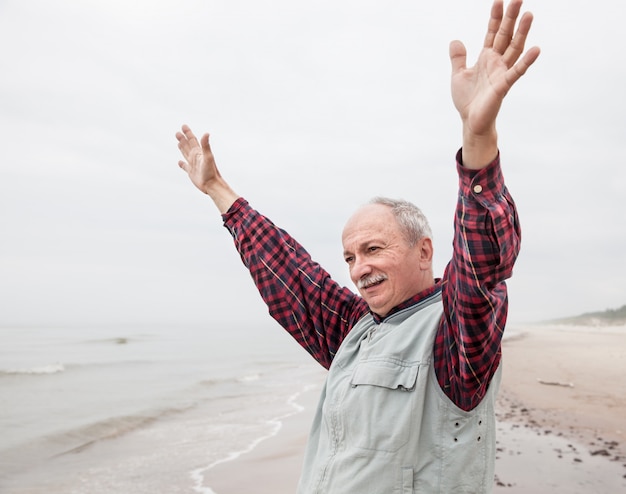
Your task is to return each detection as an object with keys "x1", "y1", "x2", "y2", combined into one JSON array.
[{"x1": 357, "y1": 274, "x2": 388, "y2": 290}]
